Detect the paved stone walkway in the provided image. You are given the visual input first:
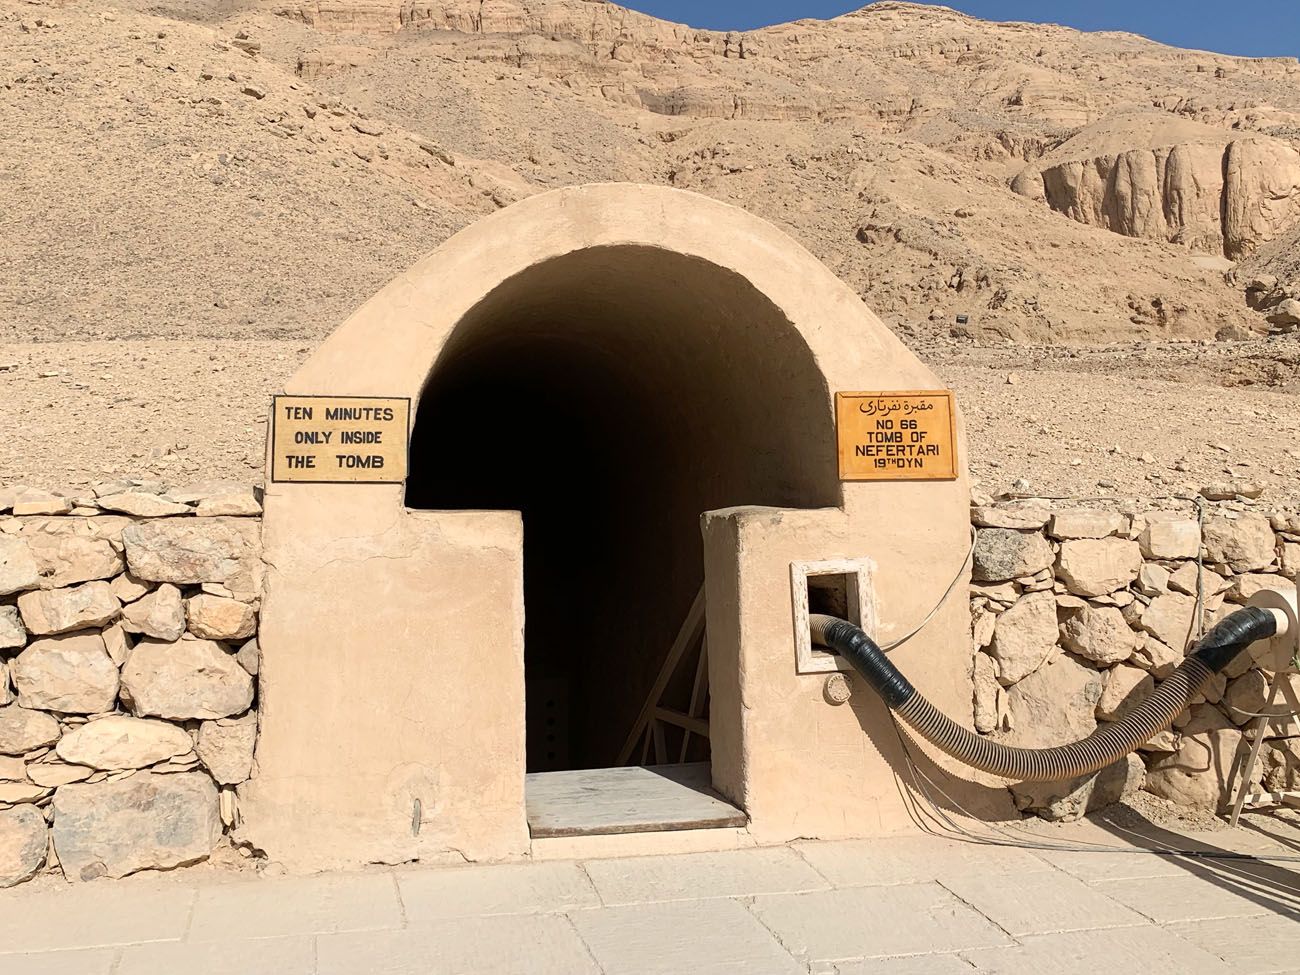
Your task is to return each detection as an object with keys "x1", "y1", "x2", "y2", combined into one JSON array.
[{"x1": 2, "y1": 816, "x2": 1299, "y2": 974}]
